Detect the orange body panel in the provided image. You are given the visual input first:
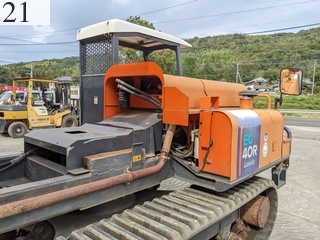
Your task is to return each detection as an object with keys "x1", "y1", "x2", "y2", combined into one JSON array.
[
  {"x1": 199, "y1": 110, "x2": 237, "y2": 179},
  {"x1": 282, "y1": 138, "x2": 291, "y2": 157},
  {"x1": 162, "y1": 75, "x2": 247, "y2": 126},
  {"x1": 104, "y1": 62, "x2": 164, "y2": 119},
  {"x1": 199, "y1": 109, "x2": 285, "y2": 181},
  {"x1": 104, "y1": 62, "x2": 247, "y2": 125},
  {"x1": 254, "y1": 109, "x2": 284, "y2": 168},
  {"x1": 103, "y1": 62, "x2": 287, "y2": 183}
]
